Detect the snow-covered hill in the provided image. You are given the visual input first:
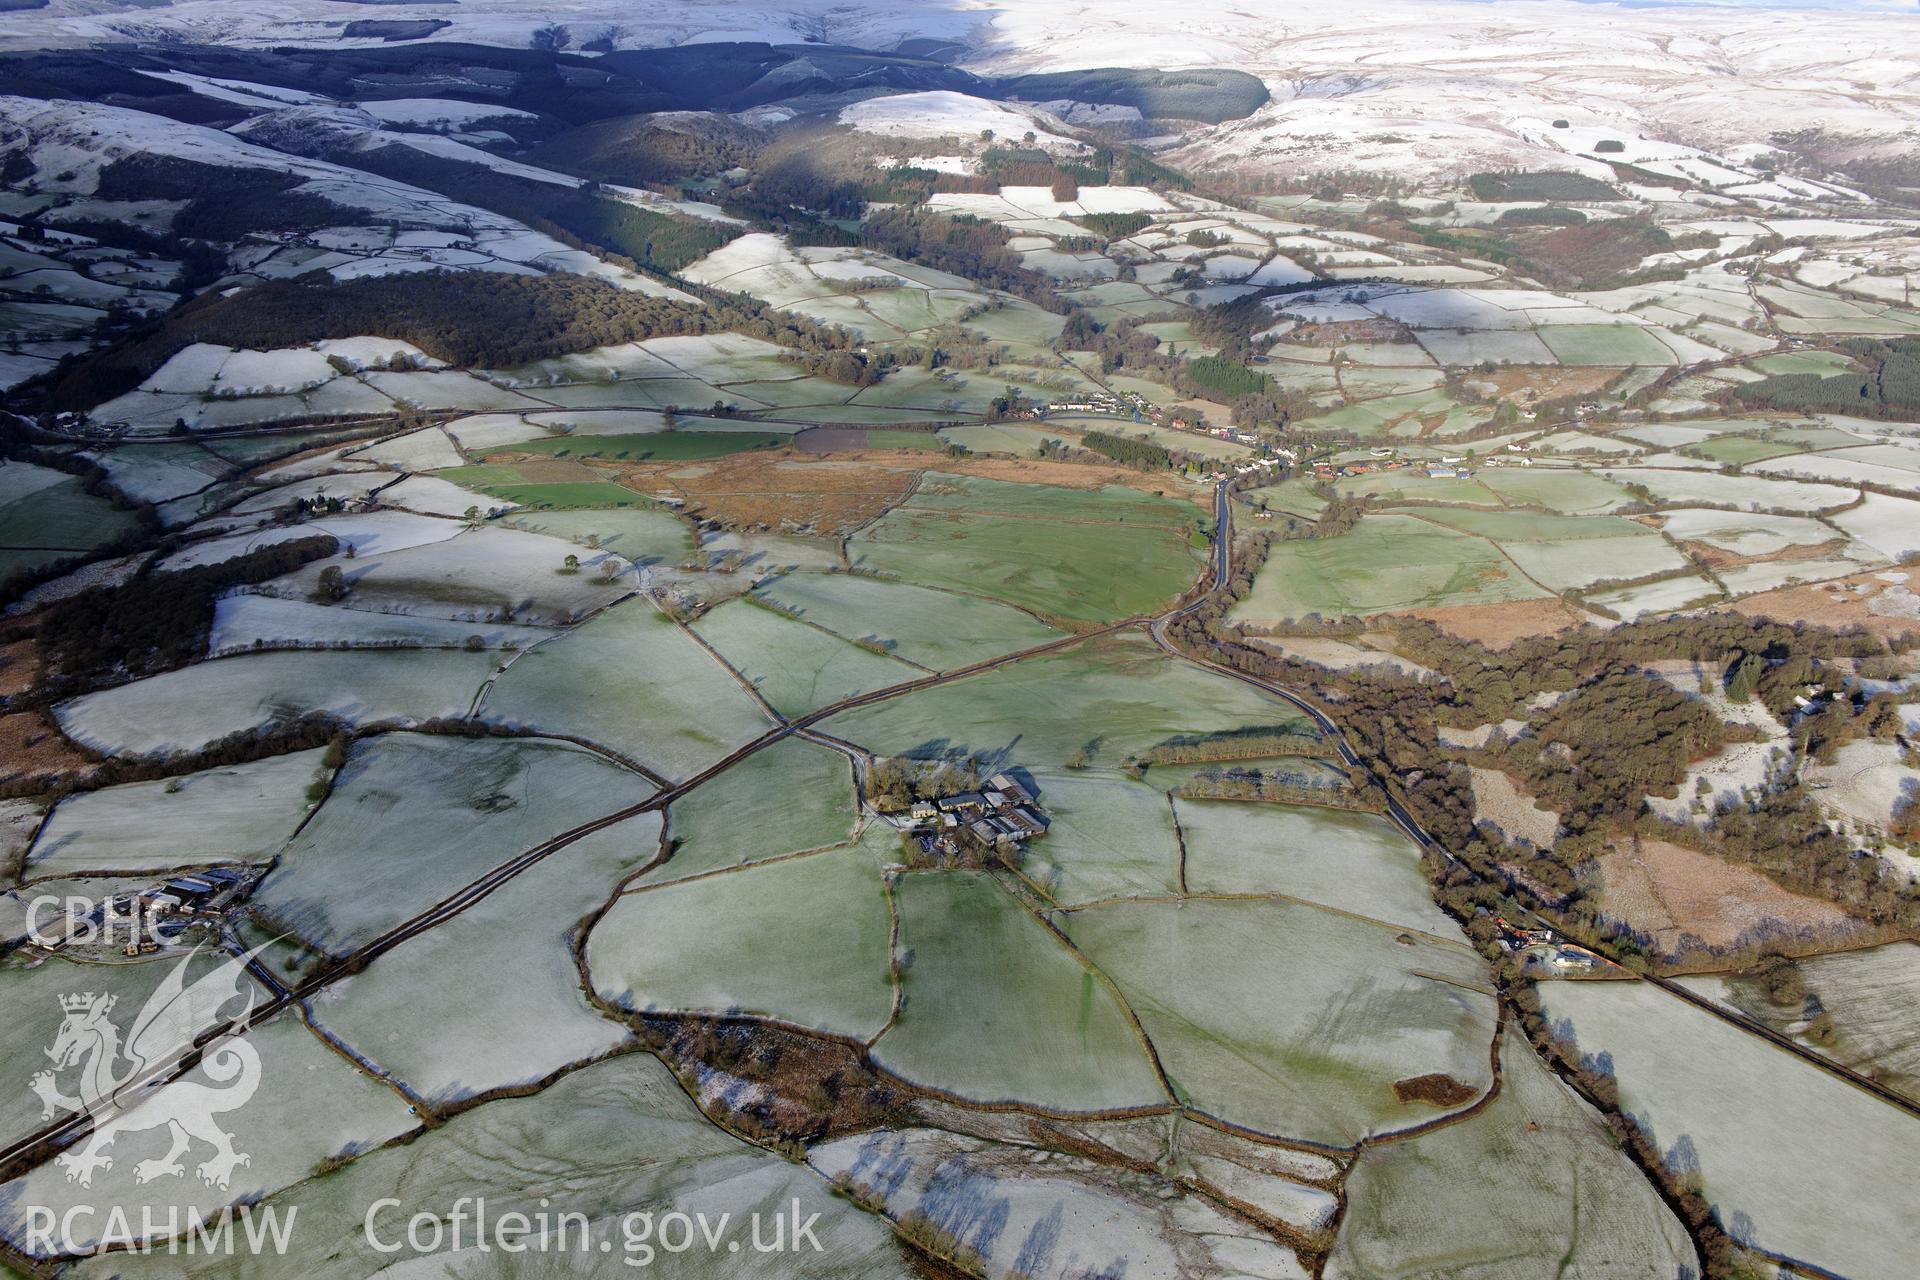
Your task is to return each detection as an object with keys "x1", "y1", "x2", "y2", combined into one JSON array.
[{"x1": 3, "y1": 0, "x2": 1913, "y2": 188}]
